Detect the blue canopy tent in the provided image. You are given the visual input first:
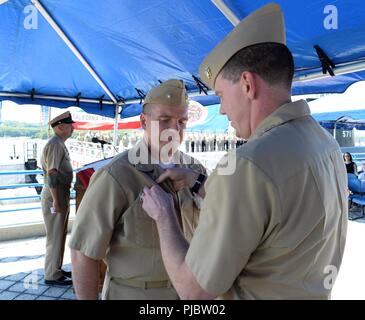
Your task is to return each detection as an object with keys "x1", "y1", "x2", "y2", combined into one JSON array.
[
  {"x1": 1, "y1": 0, "x2": 365, "y2": 141},
  {"x1": 316, "y1": 118, "x2": 365, "y2": 131},
  {"x1": 308, "y1": 84, "x2": 365, "y2": 130}
]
